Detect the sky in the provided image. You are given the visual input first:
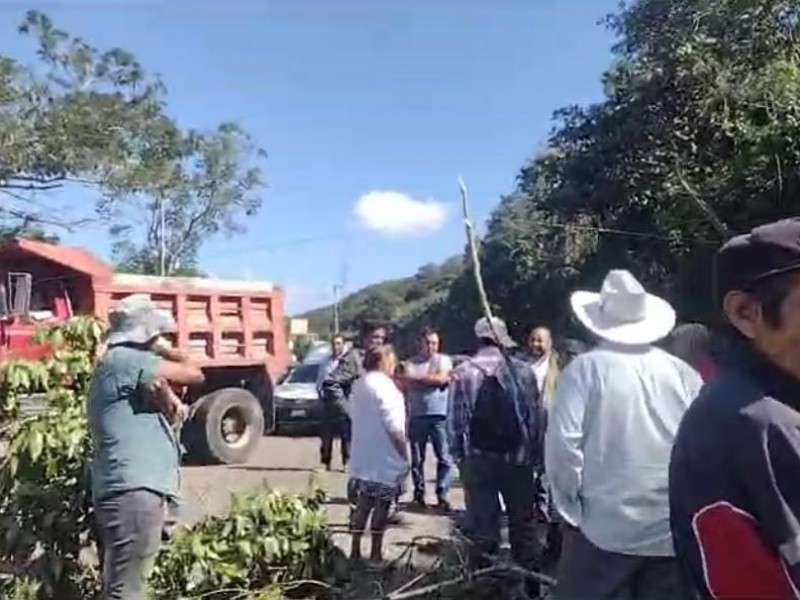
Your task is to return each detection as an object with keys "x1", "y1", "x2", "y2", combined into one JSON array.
[{"x1": 0, "y1": 0, "x2": 619, "y2": 314}]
